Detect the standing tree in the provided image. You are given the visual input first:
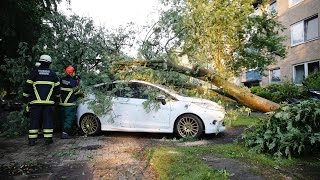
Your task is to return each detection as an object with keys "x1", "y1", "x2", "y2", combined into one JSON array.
[{"x1": 0, "y1": 0, "x2": 67, "y2": 93}]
